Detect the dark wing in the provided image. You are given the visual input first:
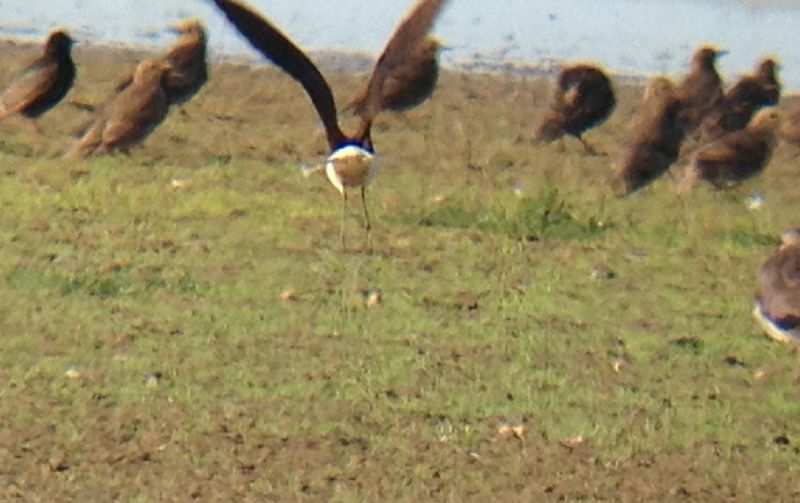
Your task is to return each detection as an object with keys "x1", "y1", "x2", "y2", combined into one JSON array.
[
  {"x1": 101, "y1": 80, "x2": 169, "y2": 150},
  {"x1": 356, "y1": 0, "x2": 448, "y2": 137},
  {"x1": 0, "y1": 58, "x2": 57, "y2": 118},
  {"x1": 702, "y1": 130, "x2": 768, "y2": 162},
  {"x1": 346, "y1": 36, "x2": 439, "y2": 116},
  {"x1": 568, "y1": 70, "x2": 615, "y2": 128},
  {"x1": 212, "y1": 0, "x2": 345, "y2": 149}
]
